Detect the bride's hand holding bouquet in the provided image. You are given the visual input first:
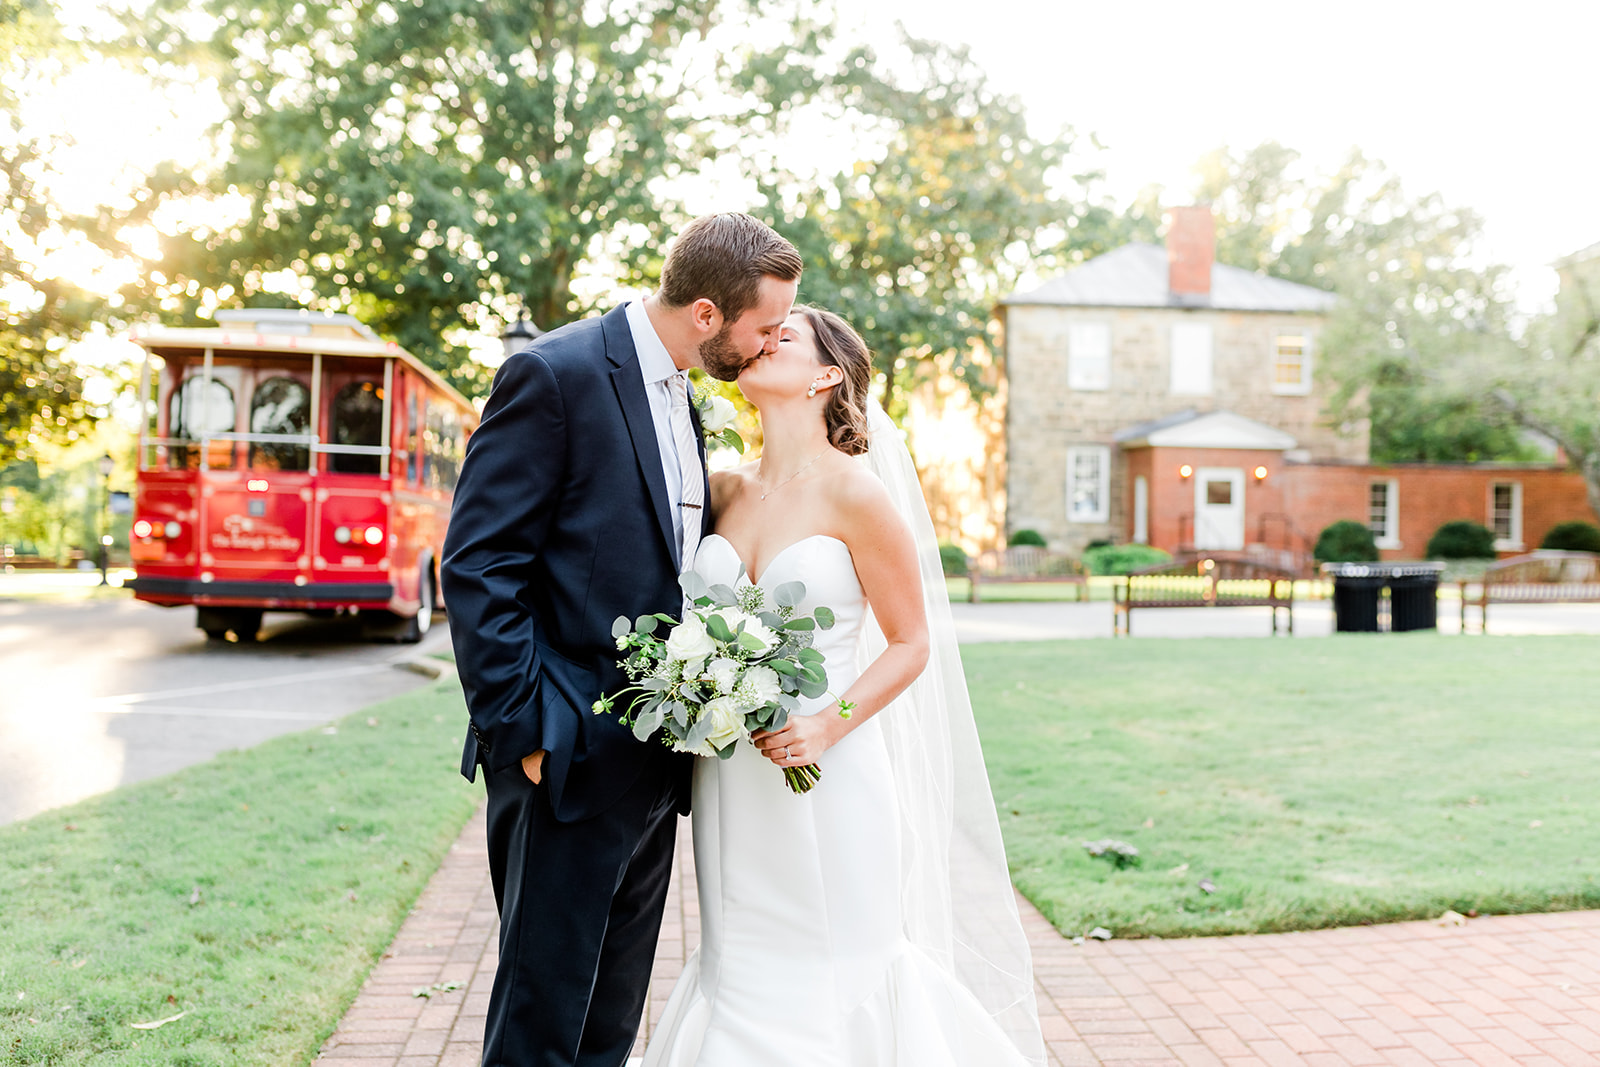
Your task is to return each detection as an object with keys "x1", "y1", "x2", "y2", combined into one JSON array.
[{"x1": 592, "y1": 570, "x2": 853, "y2": 794}]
